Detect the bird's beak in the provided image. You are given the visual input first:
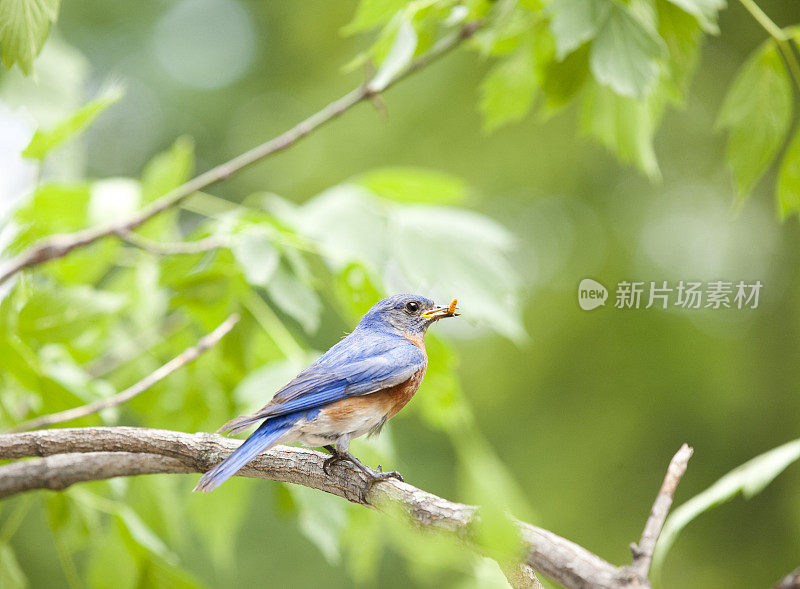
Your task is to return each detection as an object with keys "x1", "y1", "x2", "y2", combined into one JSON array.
[{"x1": 420, "y1": 298, "x2": 460, "y2": 321}]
